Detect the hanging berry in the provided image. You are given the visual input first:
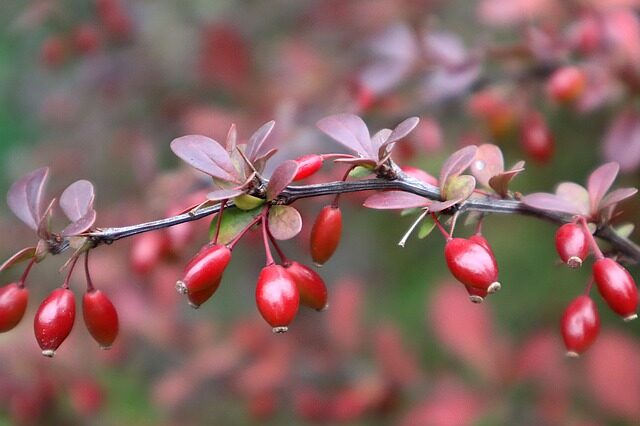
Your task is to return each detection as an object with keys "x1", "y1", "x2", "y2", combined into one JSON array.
[
  {"x1": 284, "y1": 261, "x2": 328, "y2": 311},
  {"x1": 83, "y1": 289, "x2": 119, "y2": 349},
  {"x1": 0, "y1": 283, "x2": 29, "y2": 332},
  {"x1": 310, "y1": 205, "x2": 342, "y2": 266},
  {"x1": 293, "y1": 155, "x2": 324, "y2": 181},
  {"x1": 555, "y1": 223, "x2": 589, "y2": 268},
  {"x1": 561, "y1": 295, "x2": 600, "y2": 357},
  {"x1": 187, "y1": 277, "x2": 221, "y2": 309},
  {"x1": 593, "y1": 258, "x2": 638, "y2": 321},
  {"x1": 444, "y1": 238, "x2": 500, "y2": 293},
  {"x1": 34, "y1": 288, "x2": 76, "y2": 357},
  {"x1": 176, "y1": 243, "x2": 231, "y2": 295},
  {"x1": 255, "y1": 265, "x2": 299, "y2": 332}
]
